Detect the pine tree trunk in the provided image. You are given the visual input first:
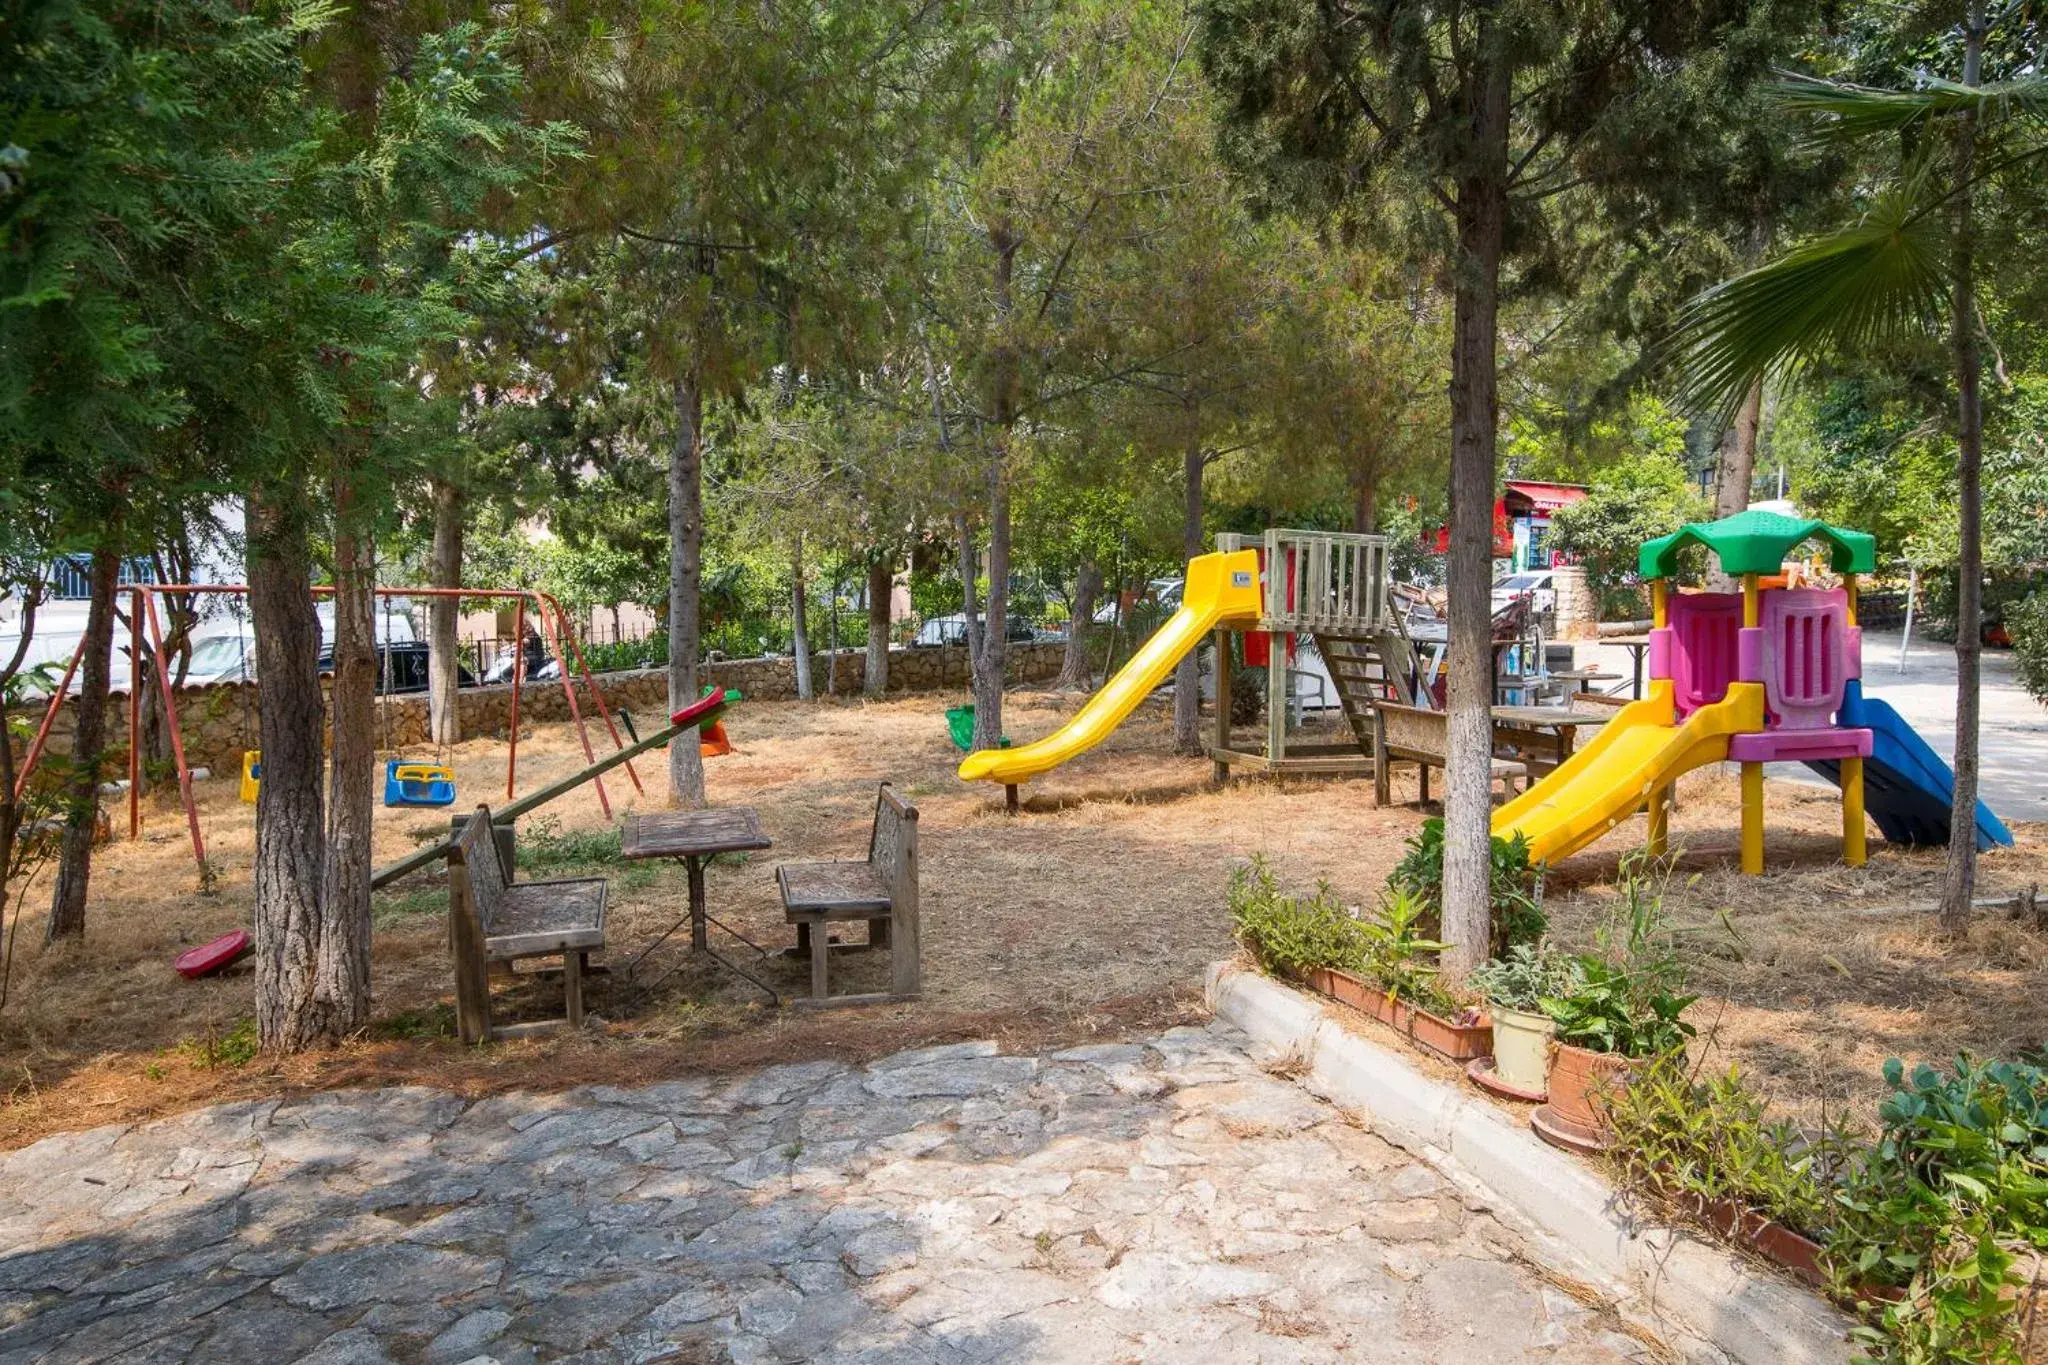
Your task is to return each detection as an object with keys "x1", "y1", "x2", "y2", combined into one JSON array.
[
  {"x1": 45, "y1": 547, "x2": 119, "y2": 942},
  {"x1": 791, "y1": 535, "x2": 813, "y2": 701},
  {"x1": 1439, "y1": 41, "x2": 1511, "y2": 984},
  {"x1": 247, "y1": 492, "x2": 337, "y2": 1051},
  {"x1": 1713, "y1": 380, "x2": 1764, "y2": 521},
  {"x1": 1352, "y1": 470, "x2": 1378, "y2": 535},
  {"x1": 1173, "y1": 440, "x2": 1205, "y2": 755},
  {"x1": 1058, "y1": 560, "x2": 1102, "y2": 690},
  {"x1": 864, "y1": 552, "x2": 892, "y2": 697},
  {"x1": 427, "y1": 477, "x2": 464, "y2": 747},
  {"x1": 971, "y1": 225, "x2": 1019, "y2": 753},
  {"x1": 667, "y1": 374, "x2": 708, "y2": 807},
  {"x1": 972, "y1": 466, "x2": 1012, "y2": 750},
  {"x1": 1940, "y1": 6, "x2": 1986, "y2": 936},
  {"x1": 957, "y1": 514, "x2": 982, "y2": 662},
  {"x1": 319, "y1": 485, "x2": 375, "y2": 1042}
]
